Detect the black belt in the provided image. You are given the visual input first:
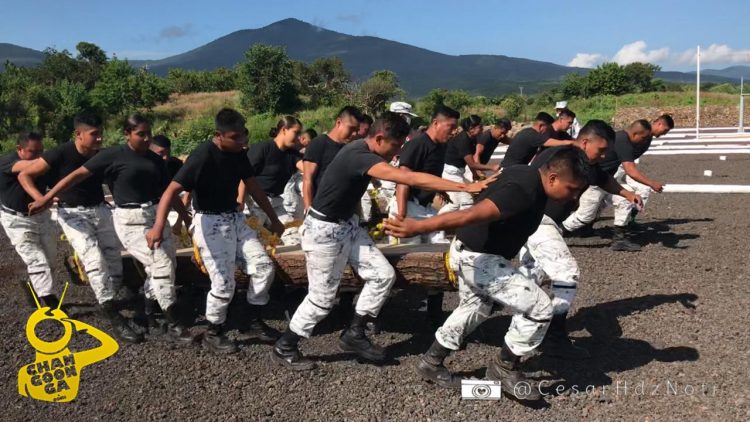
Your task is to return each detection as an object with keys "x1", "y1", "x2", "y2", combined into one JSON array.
[
  {"x1": 194, "y1": 209, "x2": 237, "y2": 215},
  {"x1": 58, "y1": 202, "x2": 105, "y2": 209},
  {"x1": 307, "y1": 208, "x2": 342, "y2": 223},
  {"x1": 1, "y1": 205, "x2": 27, "y2": 217},
  {"x1": 116, "y1": 199, "x2": 158, "y2": 209}
]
